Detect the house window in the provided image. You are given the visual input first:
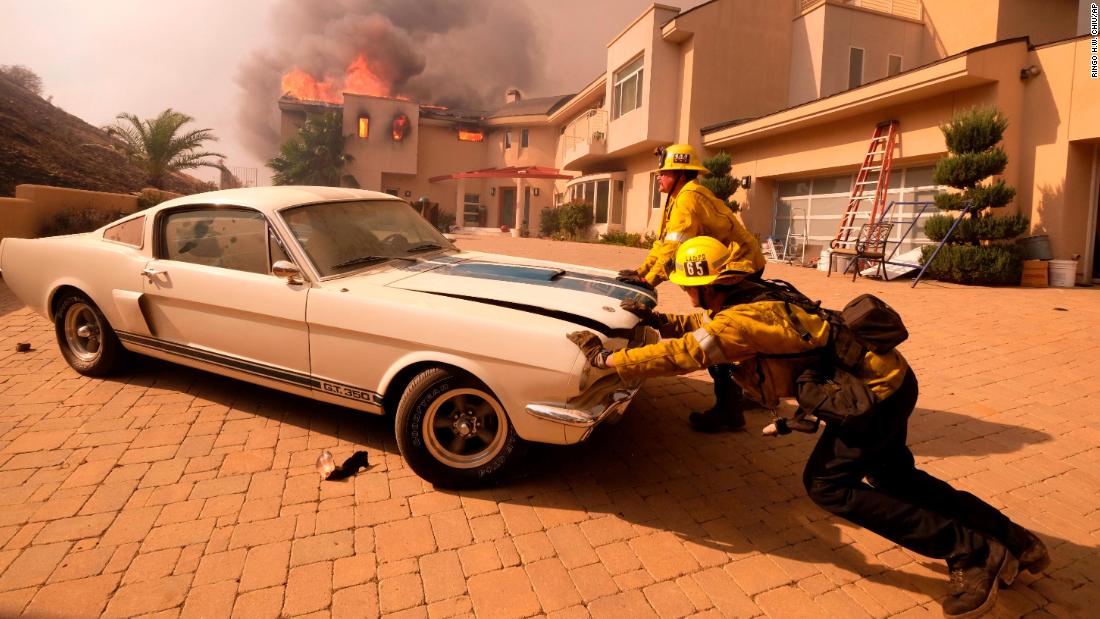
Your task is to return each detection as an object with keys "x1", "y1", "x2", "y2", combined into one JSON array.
[
  {"x1": 651, "y1": 174, "x2": 663, "y2": 210},
  {"x1": 463, "y1": 193, "x2": 481, "y2": 226},
  {"x1": 888, "y1": 54, "x2": 903, "y2": 76},
  {"x1": 612, "y1": 181, "x2": 624, "y2": 225},
  {"x1": 357, "y1": 115, "x2": 369, "y2": 139},
  {"x1": 594, "y1": 180, "x2": 609, "y2": 224},
  {"x1": 613, "y1": 55, "x2": 644, "y2": 119},
  {"x1": 520, "y1": 129, "x2": 529, "y2": 148},
  {"x1": 849, "y1": 47, "x2": 864, "y2": 89},
  {"x1": 504, "y1": 131, "x2": 512, "y2": 149},
  {"x1": 457, "y1": 127, "x2": 484, "y2": 142}
]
